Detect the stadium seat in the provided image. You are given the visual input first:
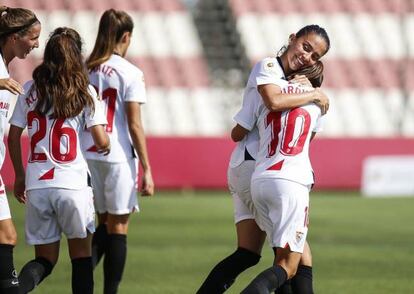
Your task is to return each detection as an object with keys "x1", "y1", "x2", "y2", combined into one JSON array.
[
  {"x1": 144, "y1": 88, "x2": 174, "y2": 135},
  {"x1": 166, "y1": 89, "x2": 197, "y2": 135},
  {"x1": 141, "y1": 12, "x2": 172, "y2": 57},
  {"x1": 165, "y1": 12, "x2": 203, "y2": 58}
]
